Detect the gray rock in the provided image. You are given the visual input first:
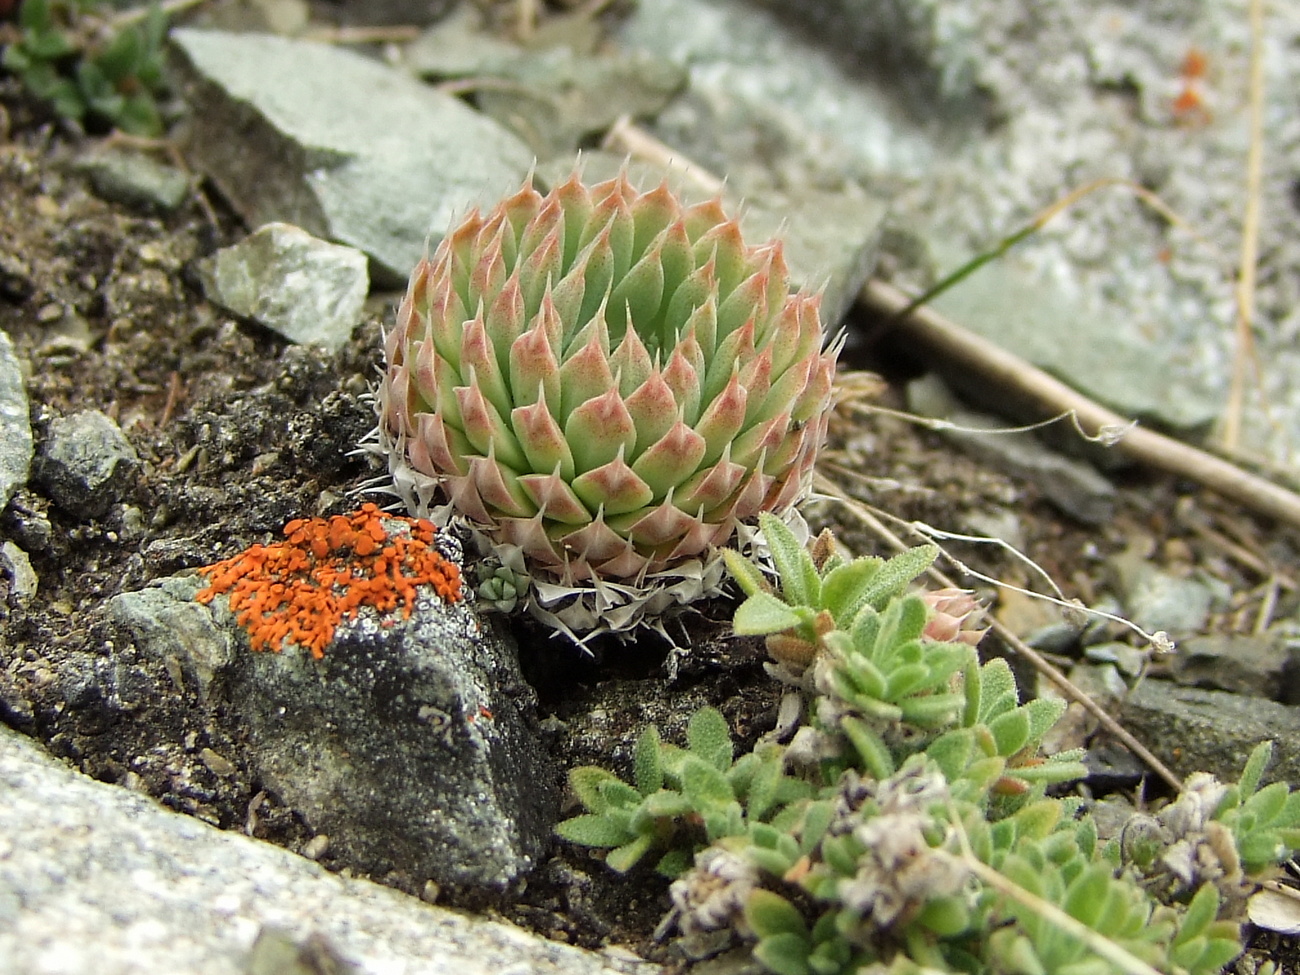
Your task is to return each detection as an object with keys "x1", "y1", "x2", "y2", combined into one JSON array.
[
  {"x1": 924, "y1": 256, "x2": 1220, "y2": 435},
  {"x1": 34, "y1": 409, "x2": 138, "y2": 519},
  {"x1": 198, "y1": 223, "x2": 369, "y2": 351},
  {"x1": 1108, "y1": 544, "x2": 1223, "y2": 637},
  {"x1": 906, "y1": 374, "x2": 1116, "y2": 524},
  {"x1": 621, "y1": 0, "x2": 1282, "y2": 444},
  {"x1": 617, "y1": 0, "x2": 953, "y2": 183},
  {"x1": 74, "y1": 149, "x2": 191, "y2": 213},
  {"x1": 405, "y1": 10, "x2": 686, "y2": 160},
  {"x1": 225, "y1": 593, "x2": 557, "y2": 893},
  {"x1": 115, "y1": 559, "x2": 556, "y2": 893},
  {"x1": 1121, "y1": 680, "x2": 1300, "y2": 786},
  {"x1": 0, "y1": 725, "x2": 656, "y2": 975},
  {"x1": 1165, "y1": 633, "x2": 1294, "y2": 700},
  {"x1": 108, "y1": 574, "x2": 234, "y2": 703},
  {"x1": 1082, "y1": 641, "x2": 1149, "y2": 679},
  {"x1": 170, "y1": 29, "x2": 534, "y2": 287},
  {"x1": 0, "y1": 541, "x2": 37, "y2": 606},
  {"x1": 0, "y1": 330, "x2": 32, "y2": 513}
]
